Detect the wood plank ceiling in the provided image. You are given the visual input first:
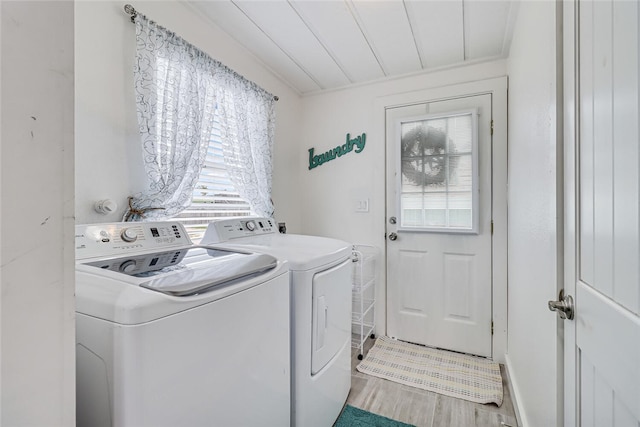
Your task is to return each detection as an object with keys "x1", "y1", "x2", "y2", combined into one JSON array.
[{"x1": 187, "y1": 0, "x2": 518, "y2": 95}]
